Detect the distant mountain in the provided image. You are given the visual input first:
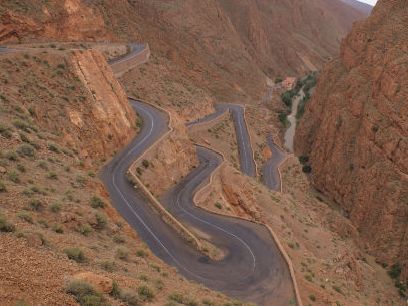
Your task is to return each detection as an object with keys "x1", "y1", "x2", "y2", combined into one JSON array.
[{"x1": 340, "y1": 0, "x2": 373, "y2": 15}]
